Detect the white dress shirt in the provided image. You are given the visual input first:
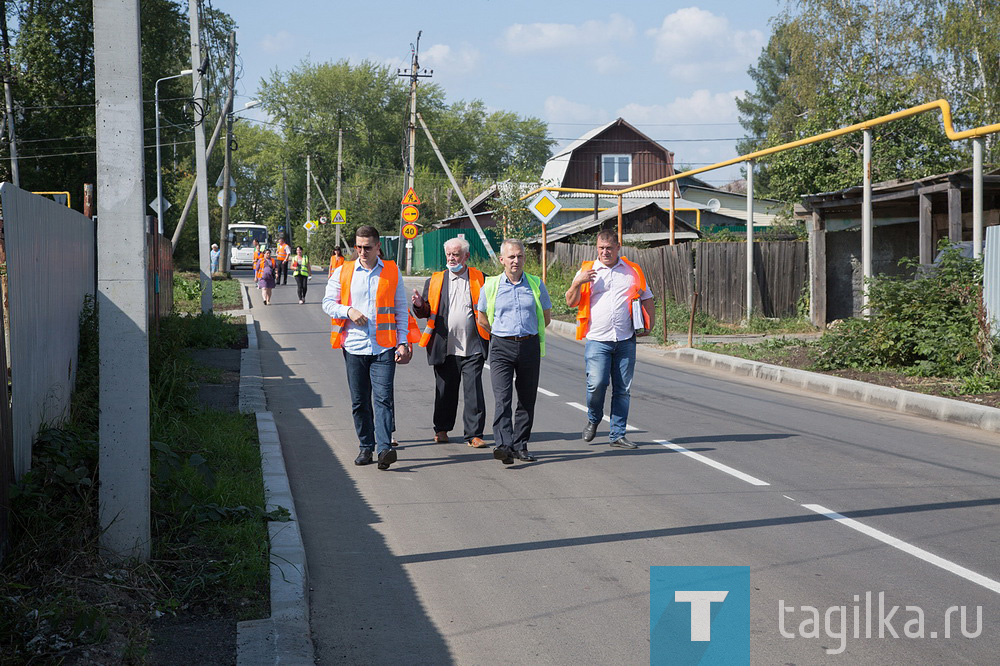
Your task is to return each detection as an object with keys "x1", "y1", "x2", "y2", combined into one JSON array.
[{"x1": 580, "y1": 258, "x2": 653, "y2": 342}]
